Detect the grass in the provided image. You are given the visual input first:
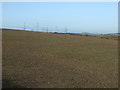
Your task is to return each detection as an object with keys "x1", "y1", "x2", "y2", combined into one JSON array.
[{"x1": 2, "y1": 29, "x2": 118, "y2": 88}]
